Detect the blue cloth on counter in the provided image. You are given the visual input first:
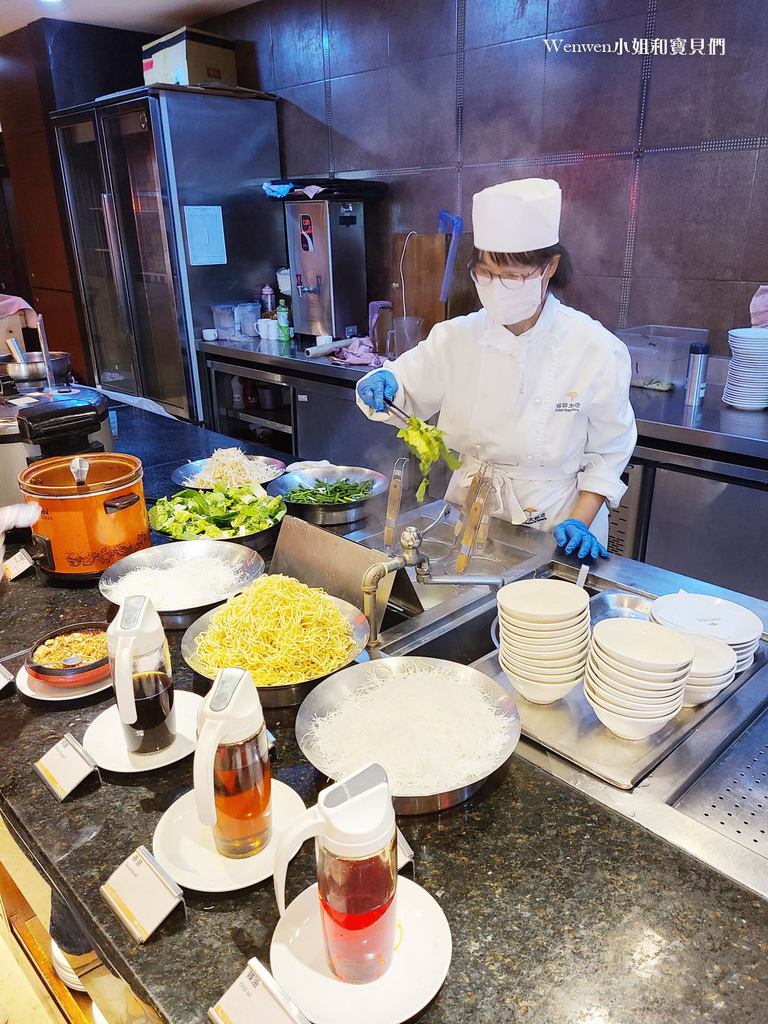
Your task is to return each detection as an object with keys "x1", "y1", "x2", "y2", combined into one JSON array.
[{"x1": 262, "y1": 182, "x2": 295, "y2": 198}]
